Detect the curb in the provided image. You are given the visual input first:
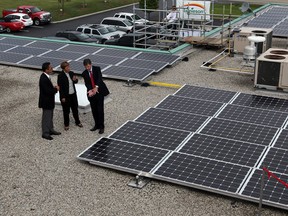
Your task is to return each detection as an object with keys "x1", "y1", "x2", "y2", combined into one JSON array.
[{"x1": 52, "y1": 3, "x2": 137, "y2": 23}]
